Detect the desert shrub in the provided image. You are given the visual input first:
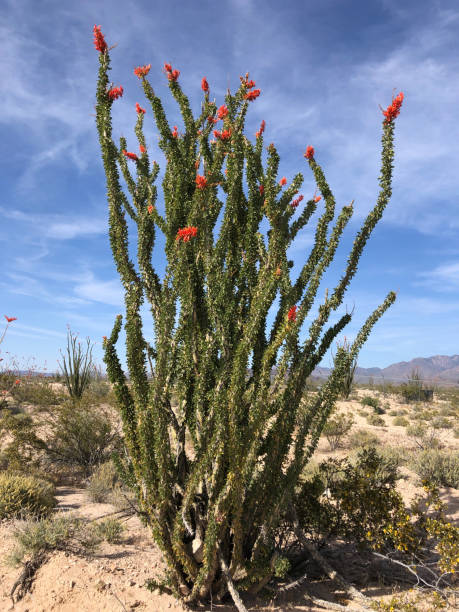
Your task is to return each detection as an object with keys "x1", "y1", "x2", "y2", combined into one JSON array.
[
  {"x1": 86, "y1": 378, "x2": 111, "y2": 399},
  {"x1": 366, "y1": 413, "x2": 385, "y2": 427},
  {"x1": 360, "y1": 395, "x2": 380, "y2": 410},
  {"x1": 322, "y1": 412, "x2": 354, "y2": 450},
  {"x1": 86, "y1": 460, "x2": 120, "y2": 503},
  {"x1": 58, "y1": 328, "x2": 95, "y2": 400},
  {"x1": 6, "y1": 514, "x2": 100, "y2": 567},
  {"x1": 454, "y1": 427, "x2": 459, "y2": 439},
  {"x1": 393, "y1": 415, "x2": 409, "y2": 427},
  {"x1": 293, "y1": 448, "x2": 403, "y2": 547},
  {"x1": 431, "y1": 416, "x2": 453, "y2": 430},
  {"x1": 389, "y1": 408, "x2": 407, "y2": 416},
  {"x1": 44, "y1": 400, "x2": 122, "y2": 476},
  {"x1": 406, "y1": 423, "x2": 443, "y2": 450},
  {"x1": 11, "y1": 379, "x2": 63, "y2": 407},
  {"x1": 409, "y1": 449, "x2": 459, "y2": 488},
  {"x1": 375, "y1": 445, "x2": 408, "y2": 468},
  {"x1": 438, "y1": 404, "x2": 457, "y2": 418},
  {"x1": 0, "y1": 398, "x2": 122, "y2": 479},
  {"x1": 348, "y1": 428, "x2": 380, "y2": 449},
  {"x1": 0, "y1": 473, "x2": 57, "y2": 519},
  {"x1": 93, "y1": 518, "x2": 124, "y2": 543}
]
